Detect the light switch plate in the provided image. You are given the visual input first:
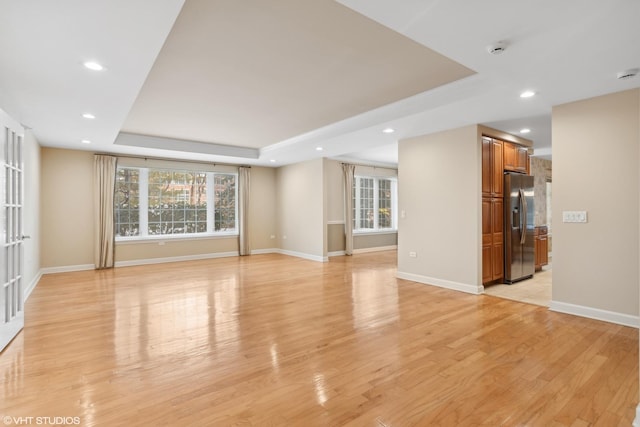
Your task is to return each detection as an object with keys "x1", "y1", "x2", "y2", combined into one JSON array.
[{"x1": 562, "y1": 211, "x2": 588, "y2": 223}]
